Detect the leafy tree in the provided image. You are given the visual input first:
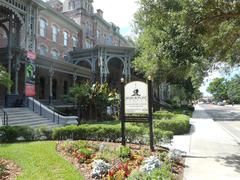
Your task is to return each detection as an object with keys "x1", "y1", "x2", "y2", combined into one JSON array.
[
  {"x1": 227, "y1": 75, "x2": 240, "y2": 103},
  {"x1": 68, "y1": 82, "x2": 119, "y2": 123},
  {"x1": 207, "y1": 78, "x2": 228, "y2": 101},
  {"x1": 133, "y1": 0, "x2": 240, "y2": 101},
  {"x1": 0, "y1": 65, "x2": 11, "y2": 88},
  {"x1": 133, "y1": 0, "x2": 208, "y2": 100},
  {"x1": 68, "y1": 83, "x2": 92, "y2": 124}
]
